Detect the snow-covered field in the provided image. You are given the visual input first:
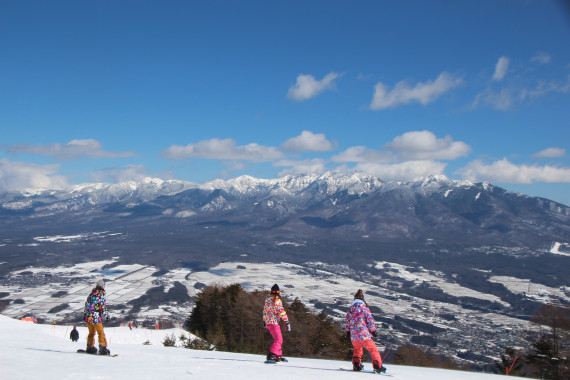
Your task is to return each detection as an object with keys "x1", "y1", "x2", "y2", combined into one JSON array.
[
  {"x1": 2, "y1": 258, "x2": 548, "y2": 326},
  {"x1": 0, "y1": 314, "x2": 514, "y2": 380}
]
